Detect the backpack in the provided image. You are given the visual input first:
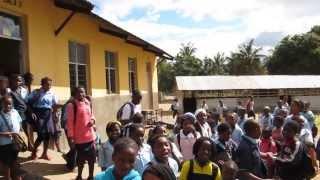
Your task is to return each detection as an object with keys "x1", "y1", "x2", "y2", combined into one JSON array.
[
  {"x1": 116, "y1": 102, "x2": 134, "y2": 121},
  {"x1": 187, "y1": 160, "x2": 218, "y2": 180}
]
